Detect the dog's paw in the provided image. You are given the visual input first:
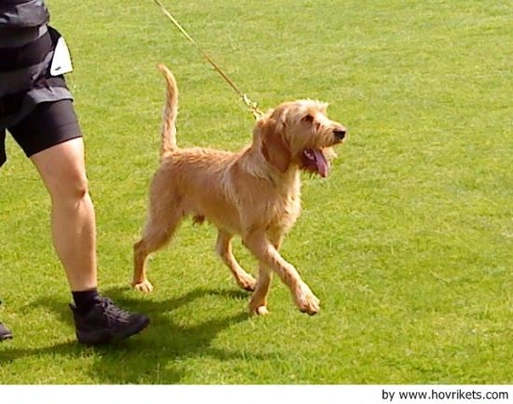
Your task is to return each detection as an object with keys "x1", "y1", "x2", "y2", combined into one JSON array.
[
  {"x1": 295, "y1": 287, "x2": 320, "y2": 315},
  {"x1": 132, "y1": 279, "x2": 154, "y2": 293},
  {"x1": 249, "y1": 304, "x2": 269, "y2": 316},
  {"x1": 237, "y1": 275, "x2": 257, "y2": 292},
  {"x1": 248, "y1": 297, "x2": 269, "y2": 315}
]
